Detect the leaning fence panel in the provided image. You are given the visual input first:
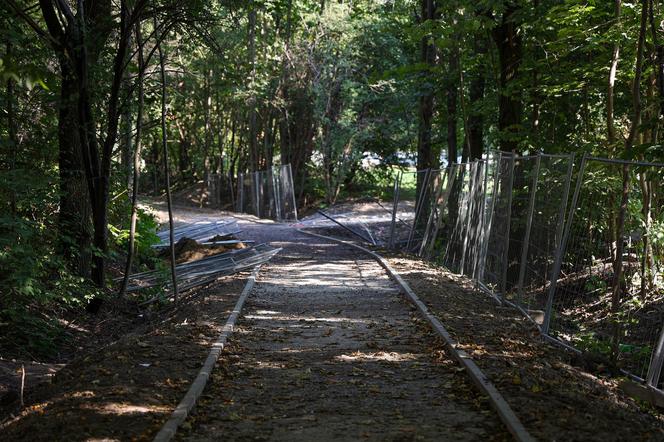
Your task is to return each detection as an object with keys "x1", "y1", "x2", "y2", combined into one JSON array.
[
  {"x1": 504, "y1": 154, "x2": 574, "y2": 322},
  {"x1": 388, "y1": 169, "x2": 429, "y2": 250},
  {"x1": 478, "y1": 153, "x2": 515, "y2": 297},
  {"x1": 236, "y1": 164, "x2": 298, "y2": 222},
  {"x1": 544, "y1": 157, "x2": 664, "y2": 386},
  {"x1": 321, "y1": 151, "x2": 664, "y2": 394}
]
